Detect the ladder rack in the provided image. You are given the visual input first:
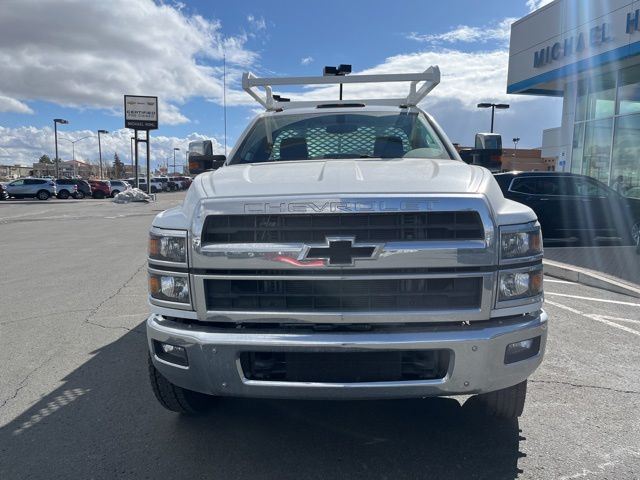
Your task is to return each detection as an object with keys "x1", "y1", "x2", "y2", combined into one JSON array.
[{"x1": 242, "y1": 66, "x2": 440, "y2": 111}]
